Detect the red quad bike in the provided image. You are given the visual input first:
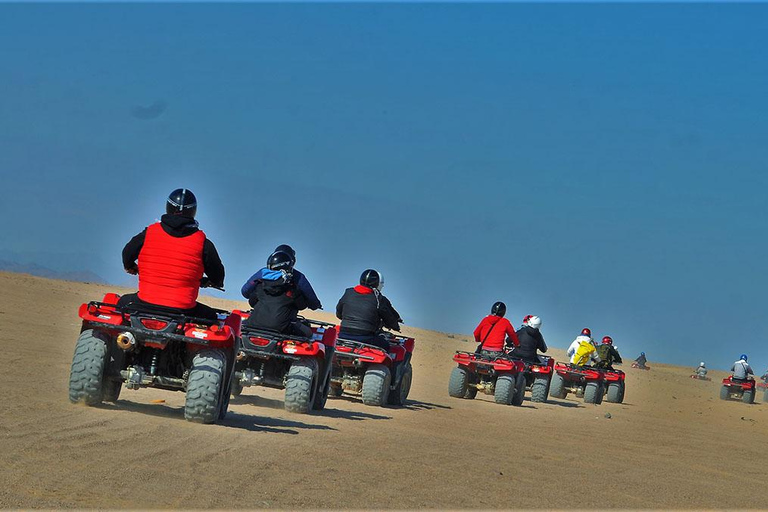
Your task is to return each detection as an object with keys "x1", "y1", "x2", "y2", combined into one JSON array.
[
  {"x1": 331, "y1": 332, "x2": 415, "y2": 407},
  {"x1": 758, "y1": 380, "x2": 768, "y2": 403},
  {"x1": 598, "y1": 367, "x2": 626, "y2": 403},
  {"x1": 68, "y1": 293, "x2": 241, "y2": 424},
  {"x1": 448, "y1": 352, "x2": 527, "y2": 406},
  {"x1": 549, "y1": 362, "x2": 606, "y2": 405},
  {"x1": 719, "y1": 376, "x2": 756, "y2": 404},
  {"x1": 690, "y1": 374, "x2": 711, "y2": 381},
  {"x1": 512, "y1": 355, "x2": 555, "y2": 403},
  {"x1": 232, "y1": 311, "x2": 338, "y2": 414}
]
